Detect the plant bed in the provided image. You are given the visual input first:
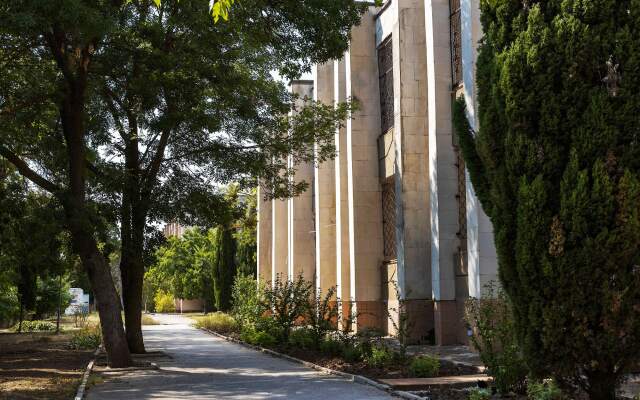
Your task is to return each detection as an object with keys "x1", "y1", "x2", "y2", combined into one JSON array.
[
  {"x1": 0, "y1": 332, "x2": 94, "y2": 399},
  {"x1": 280, "y1": 345, "x2": 479, "y2": 380}
]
